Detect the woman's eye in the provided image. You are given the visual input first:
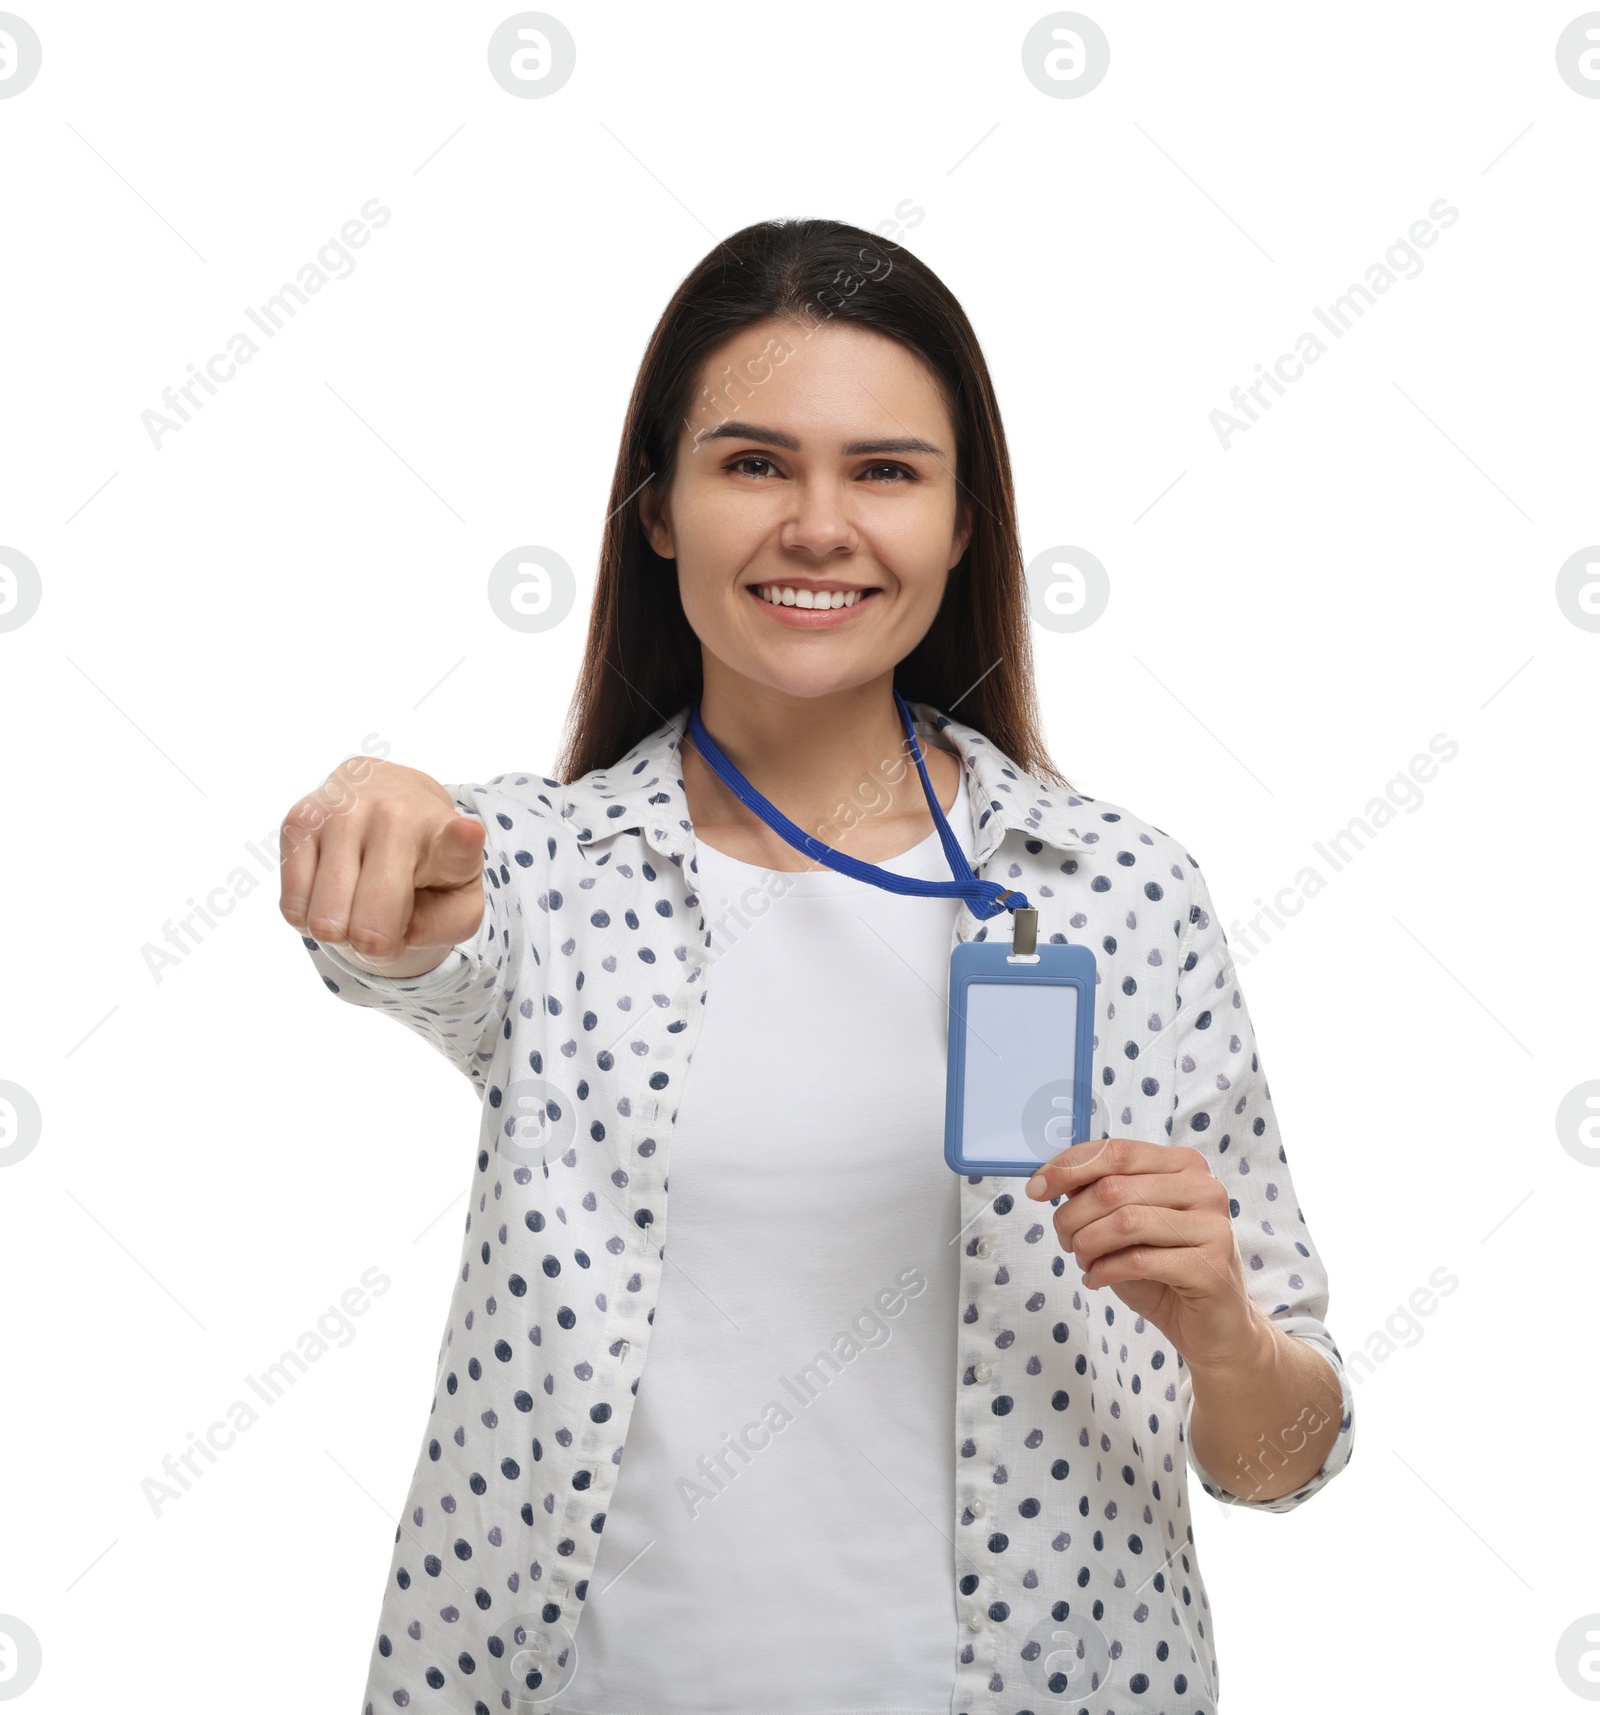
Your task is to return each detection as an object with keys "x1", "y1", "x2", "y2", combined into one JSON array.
[
  {"x1": 863, "y1": 463, "x2": 915, "y2": 483},
  {"x1": 729, "y1": 455, "x2": 779, "y2": 479}
]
